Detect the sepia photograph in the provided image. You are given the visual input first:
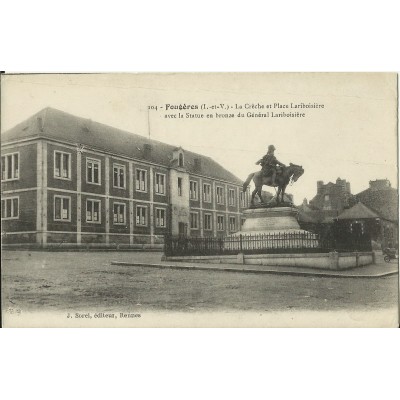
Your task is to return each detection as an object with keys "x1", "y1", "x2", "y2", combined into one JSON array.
[{"x1": 1, "y1": 72, "x2": 398, "y2": 327}]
